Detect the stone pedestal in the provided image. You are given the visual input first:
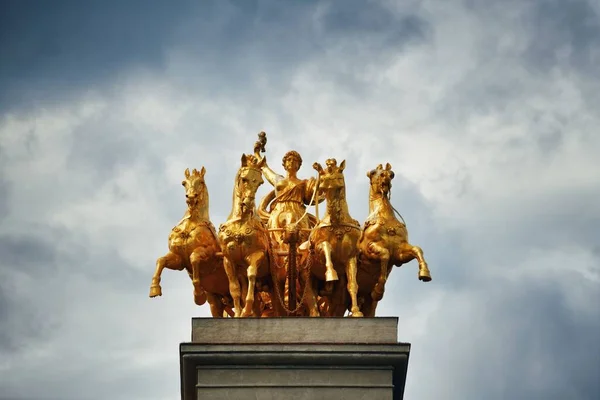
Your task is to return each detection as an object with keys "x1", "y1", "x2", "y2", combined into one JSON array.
[{"x1": 180, "y1": 317, "x2": 410, "y2": 400}]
